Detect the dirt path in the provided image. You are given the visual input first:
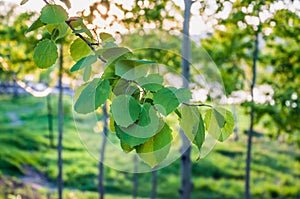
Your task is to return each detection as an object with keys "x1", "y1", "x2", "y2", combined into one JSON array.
[
  {"x1": 4, "y1": 103, "x2": 56, "y2": 193},
  {"x1": 21, "y1": 166, "x2": 56, "y2": 193}
]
